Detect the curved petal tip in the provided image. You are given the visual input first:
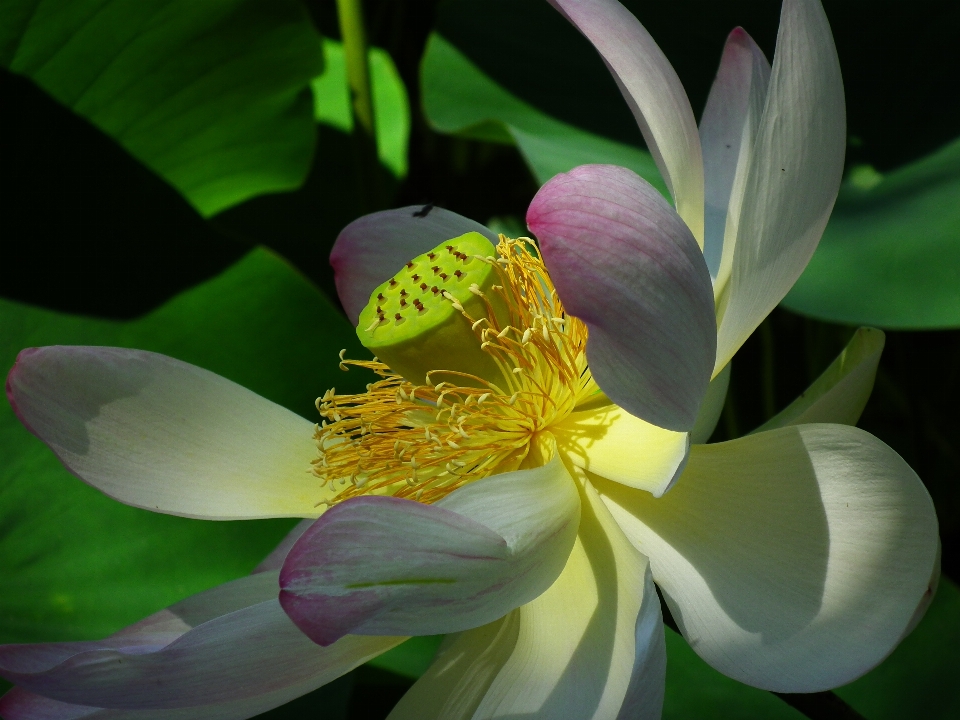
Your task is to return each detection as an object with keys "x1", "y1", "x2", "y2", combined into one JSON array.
[{"x1": 527, "y1": 164, "x2": 716, "y2": 432}]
